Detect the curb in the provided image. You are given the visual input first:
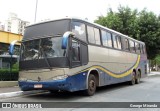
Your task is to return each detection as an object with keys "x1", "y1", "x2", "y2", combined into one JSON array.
[
  {"x1": 0, "y1": 81, "x2": 18, "y2": 88},
  {"x1": 0, "y1": 90, "x2": 46, "y2": 99}
]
